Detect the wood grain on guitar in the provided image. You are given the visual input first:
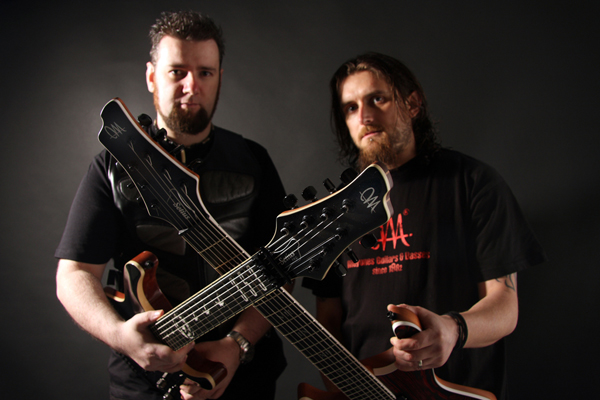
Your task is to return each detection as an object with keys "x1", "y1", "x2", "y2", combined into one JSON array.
[{"x1": 296, "y1": 306, "x2": 497, "y2": 400}]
